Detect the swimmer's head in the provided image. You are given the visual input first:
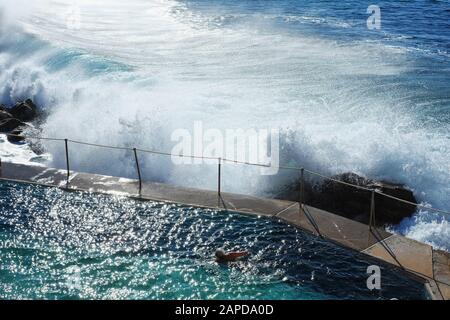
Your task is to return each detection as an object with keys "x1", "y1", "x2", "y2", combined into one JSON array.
[{"x1": 215, "y1": 248, "x2": 226, "y2": 258}]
